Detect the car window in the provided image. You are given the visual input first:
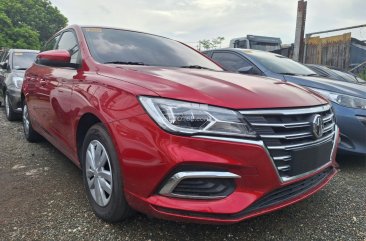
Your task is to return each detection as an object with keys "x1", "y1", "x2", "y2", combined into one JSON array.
[
  {"x1": 211, "y1": 52, "x2": 252, "y2": 72},
  {"x1": 82, "y1": 28, "x2": 223, "y2": 71},
  {"x1": 57, "y1": 31, "x2": 80, "y2": 64},
  {"x1": 308, "y1": 66, "x2": 328, "y2": 77},
  {"x1": 12, "y1": 52, "x2": 38, "y2": 70},
  {"x1": 245, "y1": 51, "x2": 316, "y2": 76},
  {"x1": 332, "y1": 69, "x2": 357, "y2": 83},
  {"x1": 43, "y1": 35, "x2": 61, "y2": 51}
]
